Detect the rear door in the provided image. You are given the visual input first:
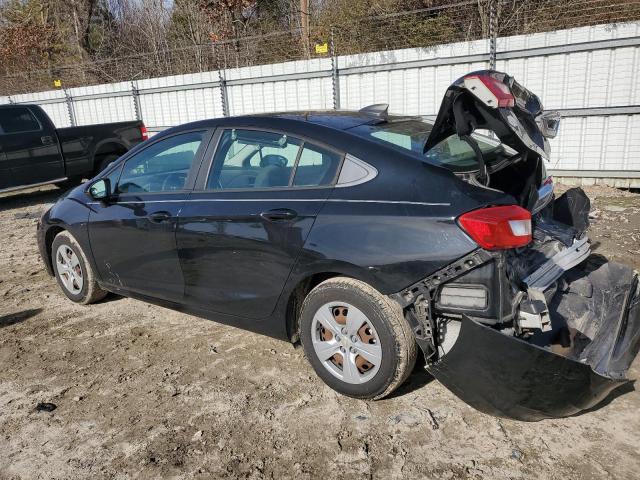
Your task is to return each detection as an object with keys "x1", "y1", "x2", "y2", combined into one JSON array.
[
  {"x1": 88, "y1": 129, "x2": 211, "y2": 302},
  {"x1": 0, "y1": 106, "x2": 64, "y2": 188},
  {"x1": 177, "y1": 127, "x2": 343, "y2": 319}
]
